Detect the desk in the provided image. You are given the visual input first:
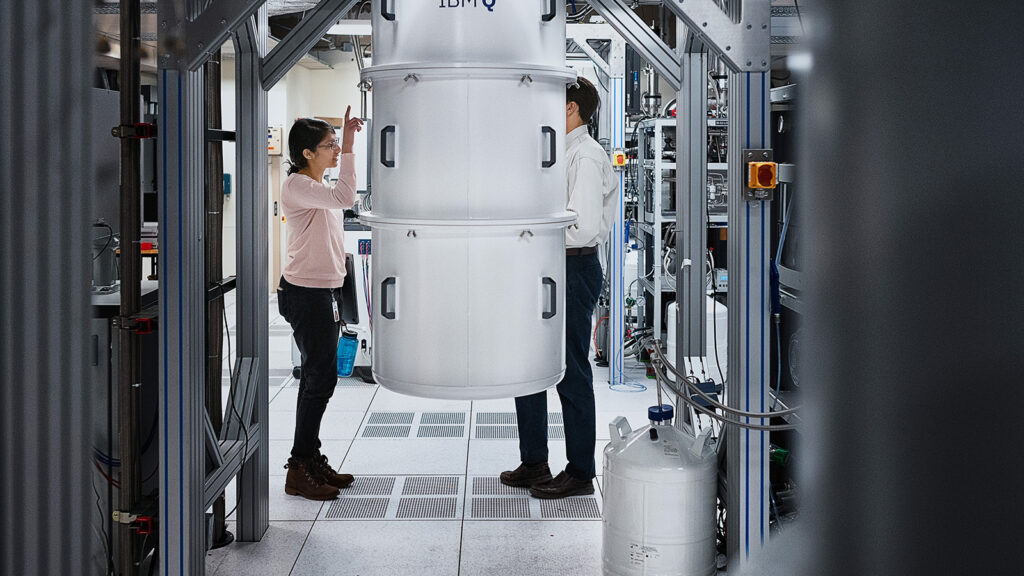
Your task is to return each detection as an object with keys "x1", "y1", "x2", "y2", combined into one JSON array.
[{"x1": 116, "y1": 248, "x2": 159, "y2": 280}]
